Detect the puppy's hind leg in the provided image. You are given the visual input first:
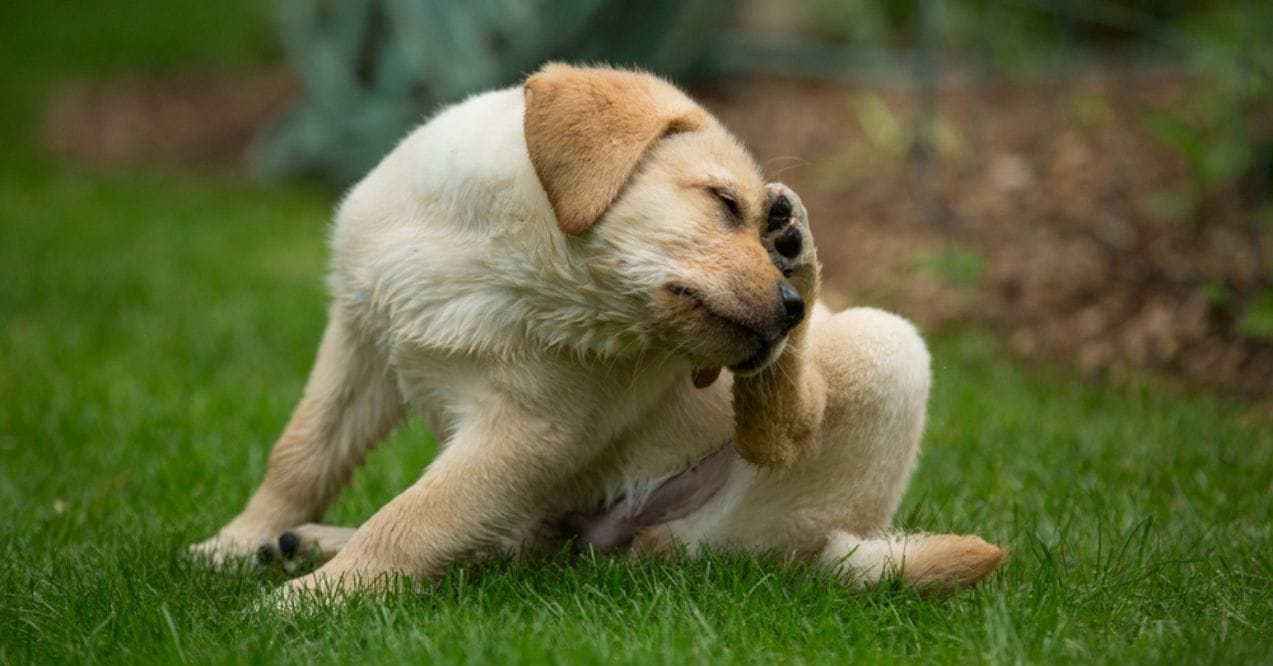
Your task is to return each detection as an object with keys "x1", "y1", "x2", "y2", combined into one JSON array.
[
  {"x1": 679, "y1": 307, "x2": 1004, "y2": 588},
  {"x1": 189, "y1": 313, "x2": 405, "y2": 568},
  {"x1": 806, "y1": 308, "x2": 1004, "y2": 591}
]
